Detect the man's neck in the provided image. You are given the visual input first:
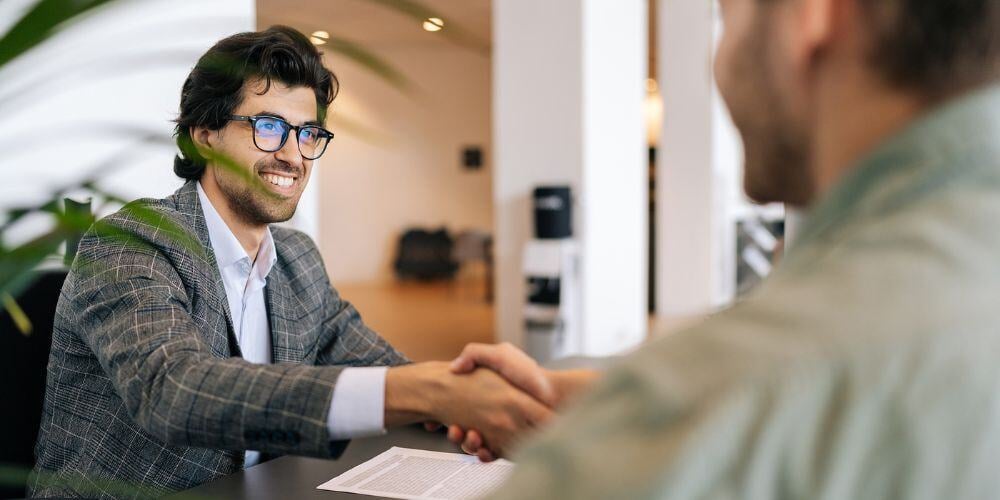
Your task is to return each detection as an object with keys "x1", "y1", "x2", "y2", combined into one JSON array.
[
  {"x1": 812, "y1": 73, "x2": 927, "y2": 199},
  {"x1": 198, "y1": 175, "x2": 266, "y2": 260}
]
